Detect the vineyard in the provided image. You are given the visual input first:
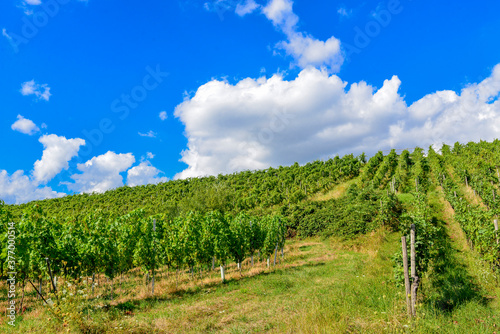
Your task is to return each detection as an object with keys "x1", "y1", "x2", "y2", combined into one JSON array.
[{"x1": 1, "y1": 141, "x2": 500, "y2": 333}]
